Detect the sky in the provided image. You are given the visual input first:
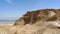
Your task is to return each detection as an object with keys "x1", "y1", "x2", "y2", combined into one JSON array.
[{"x1": 0, "y1": 0, "x2": 60, "y2": 20}]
